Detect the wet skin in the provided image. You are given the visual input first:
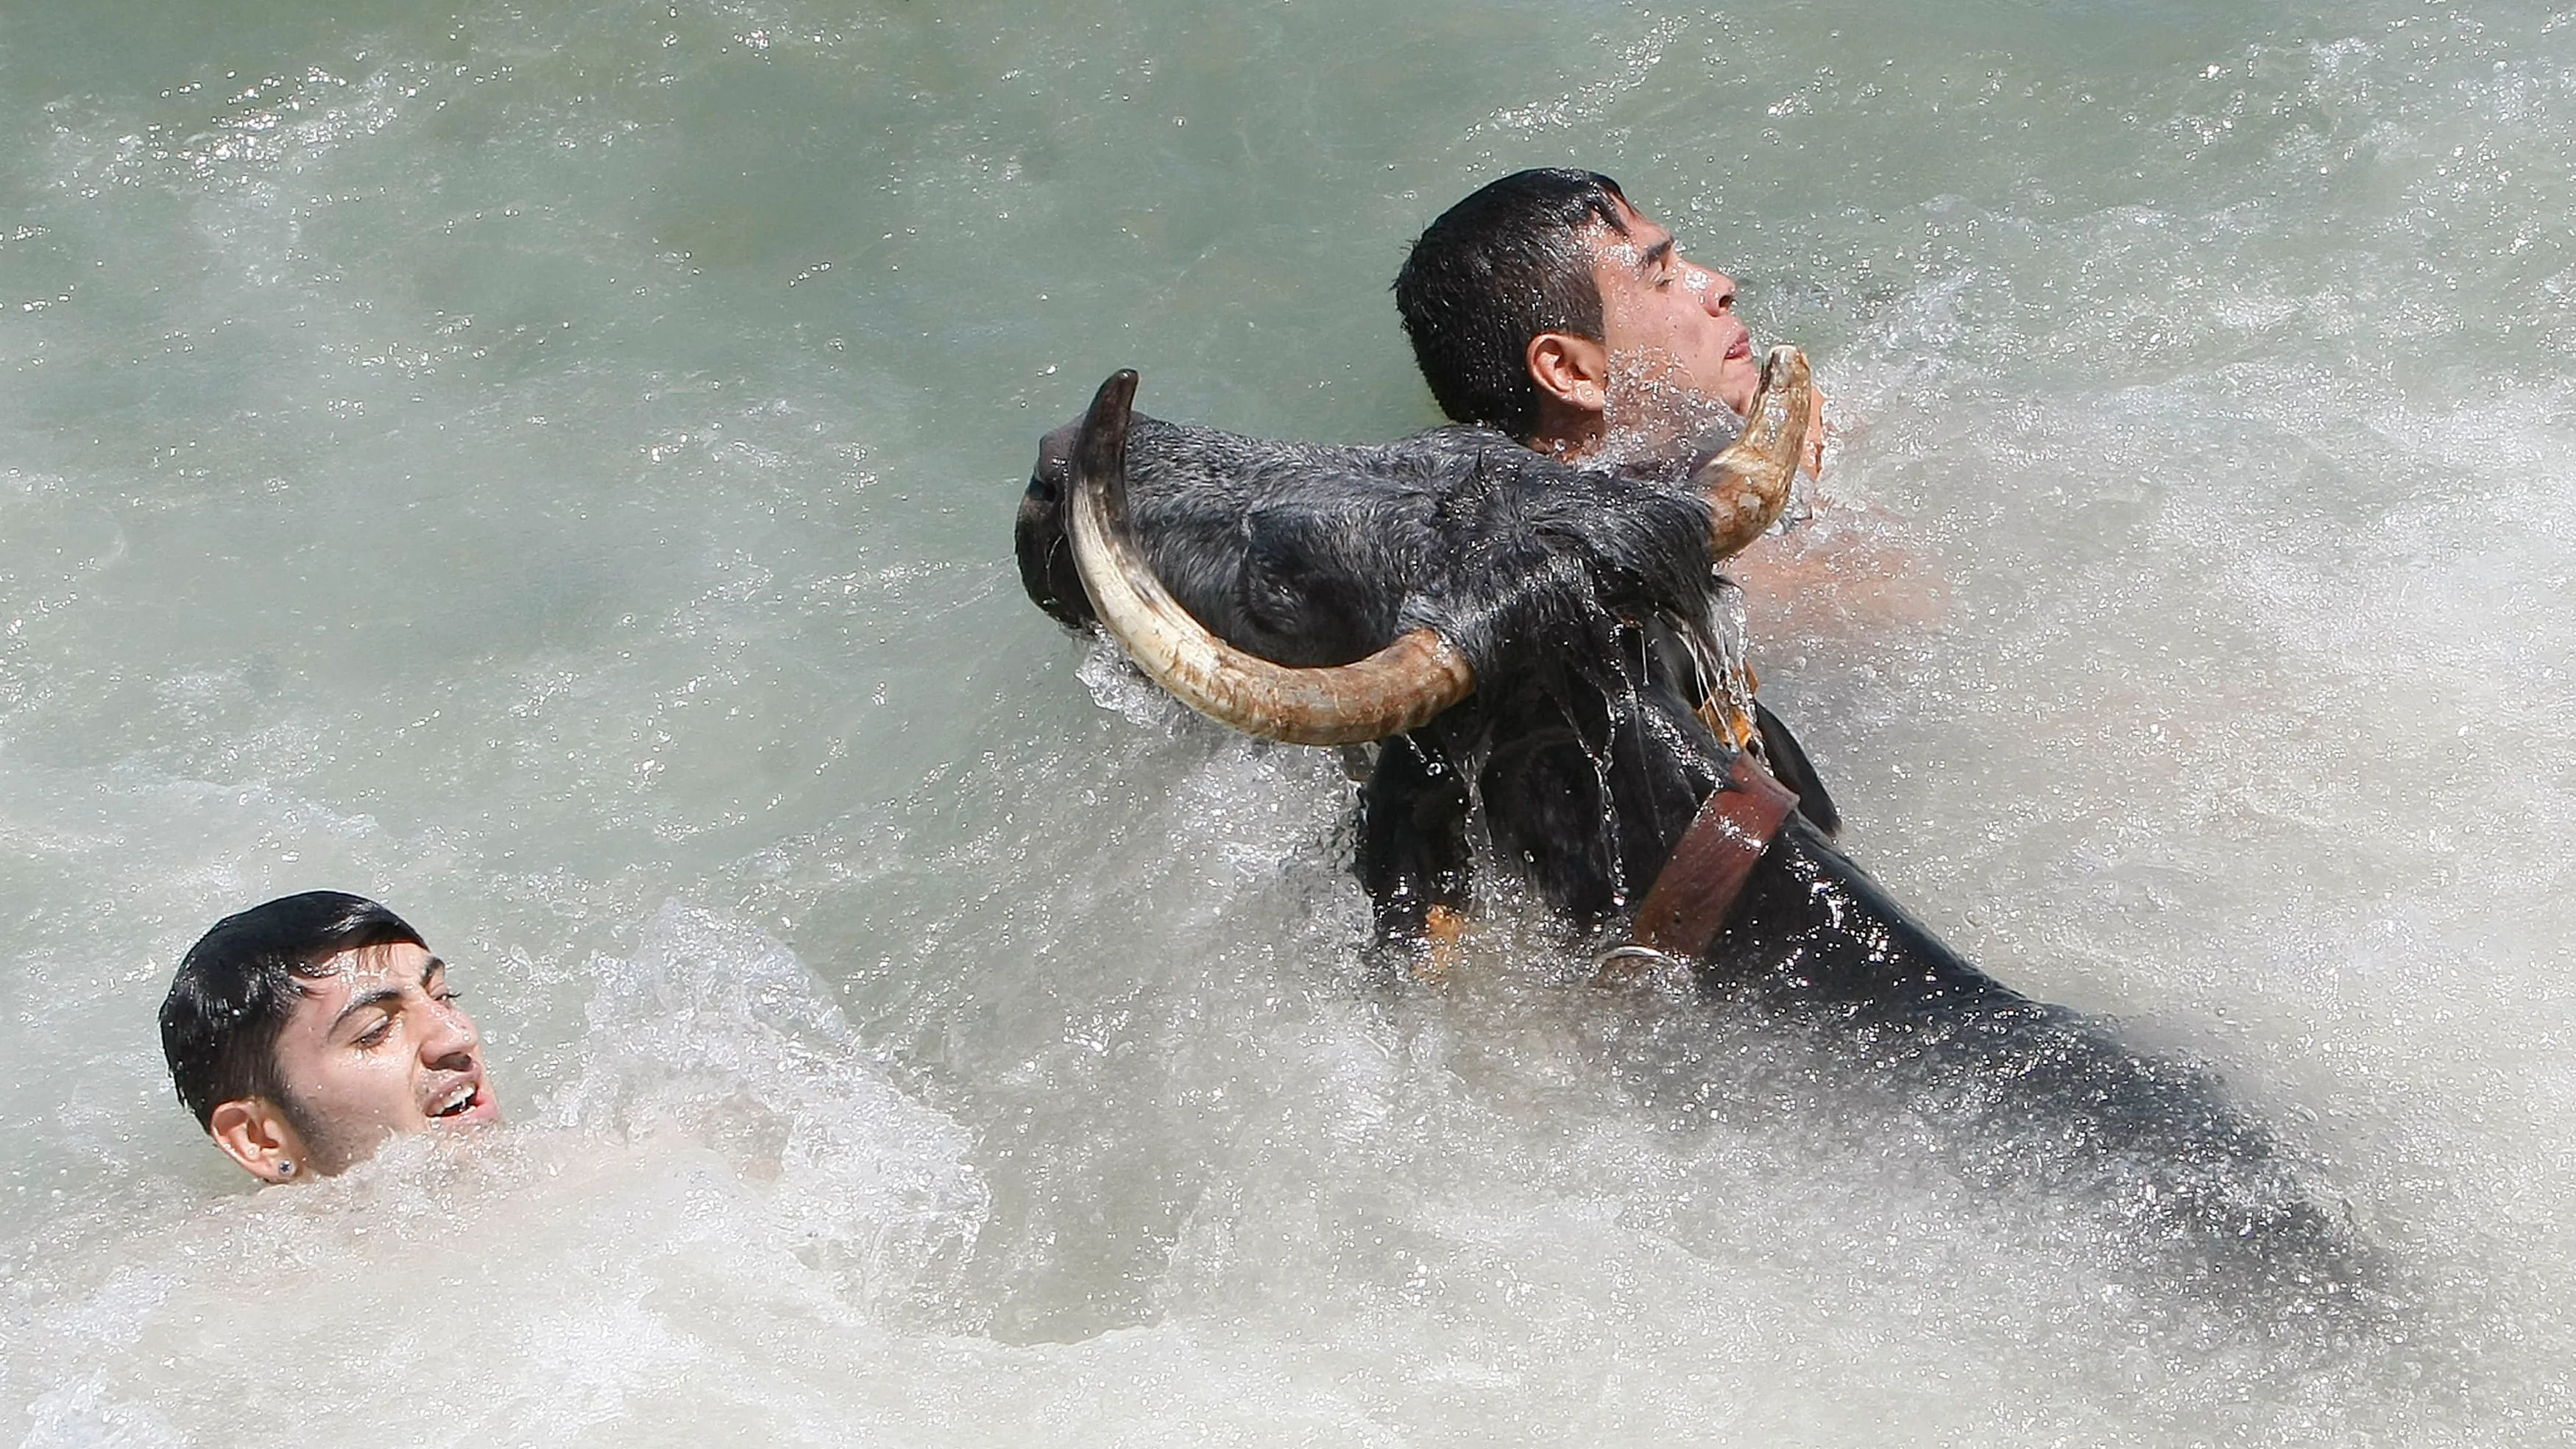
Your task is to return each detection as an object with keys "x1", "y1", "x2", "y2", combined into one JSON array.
[
  {"x1": 208, "y1": 942, "x2": 500, "y2": 1181},
  {"x1": 1590, "y1": 199, "x2": 1763, "y2": 422},
  {"x1": 1527, "y1": 196, "x2": 1825, "y2": 473}
]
